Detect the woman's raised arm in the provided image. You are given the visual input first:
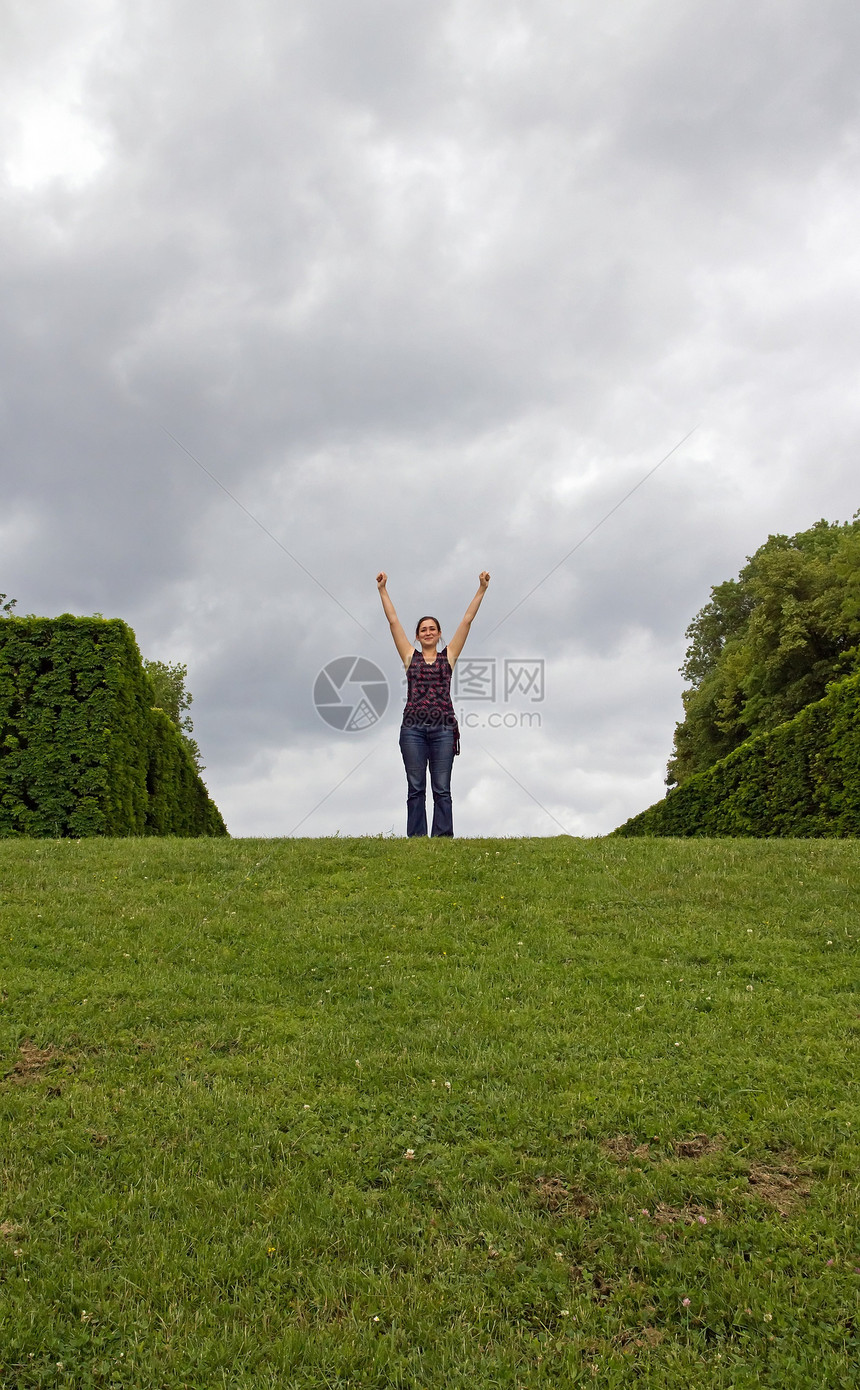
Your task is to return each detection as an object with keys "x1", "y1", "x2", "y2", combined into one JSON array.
[
  {"x1": 377, "y1": 572, "x2": 415, "y2": 667},
  {"x1": 446, "y1": 571, "x2": 490, "y2": 665}
]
